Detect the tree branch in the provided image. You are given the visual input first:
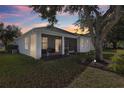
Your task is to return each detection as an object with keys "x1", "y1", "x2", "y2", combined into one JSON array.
[{"x1": 100, "y1": 6, "x2": 122, "y2": 40}]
